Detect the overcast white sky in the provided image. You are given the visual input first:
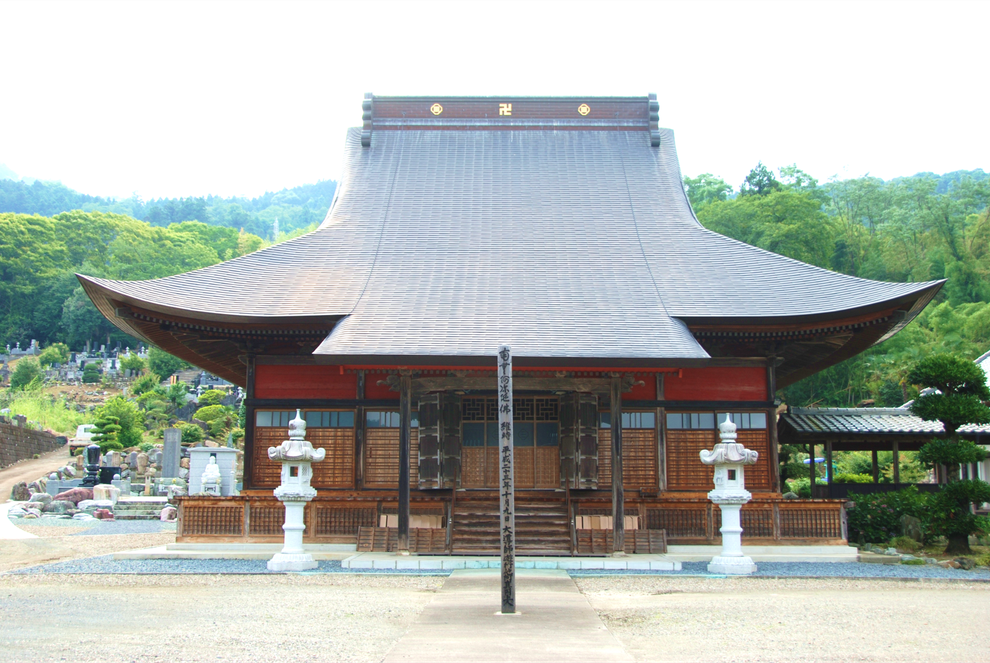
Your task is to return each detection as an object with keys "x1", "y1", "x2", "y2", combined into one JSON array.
[{"x1": 0, "y1": 0, "x2": 987, "y2": 200}]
